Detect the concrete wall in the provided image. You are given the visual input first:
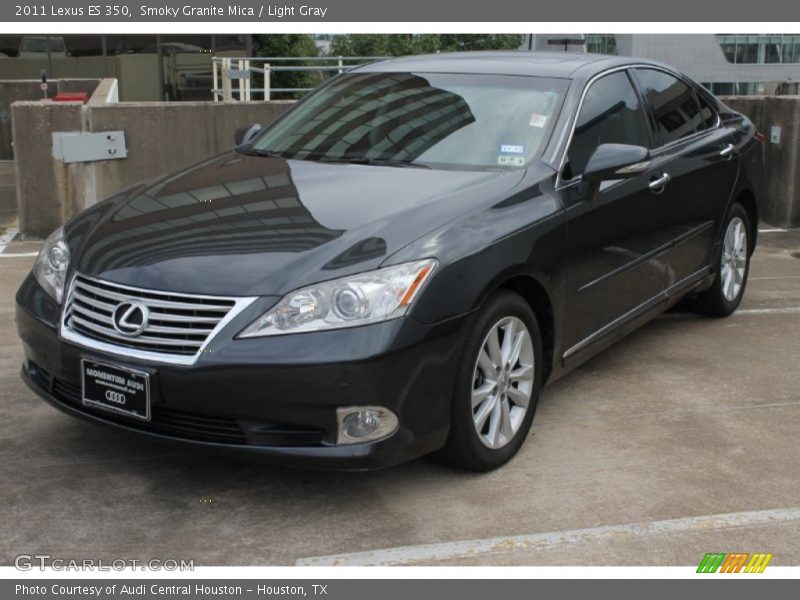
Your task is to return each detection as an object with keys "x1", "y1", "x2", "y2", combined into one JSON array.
[
  {"x1": 12, "y1": 79, "x2": 292, "y2": 237},
  {"x1": 0, "y1": 78, "x2": 99, "y2": 159},
  {"x1": 12, "y1": 101, "x2": 84, "y2": 236},
  {"x1": 84, "y1": 101, "x2": 291, "y2": 206},
  {"x1": 723, "y1": 95, "x2": 800, "y2": 227}
]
